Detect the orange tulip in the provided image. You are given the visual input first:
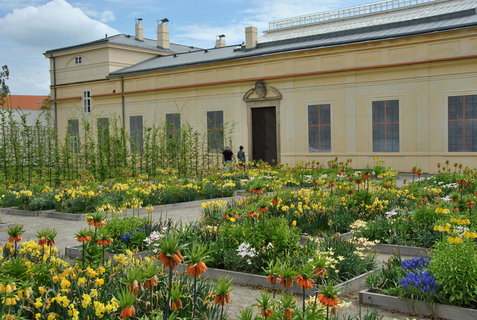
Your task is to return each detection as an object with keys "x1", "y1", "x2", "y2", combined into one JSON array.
[
  {"x1": 283, "y1": 308, "x2": 294, "y2": 319},
  {"x1": 129, "y1": 280, "x2": 142, "y2": 295},
  {"x1": 8, "y1": 235, "x2": 22, "y2": 243},
  {"x1": 38, "y1": 237, "x2": 47, "y2": 246},
  {"x1": 185, "y1": 261, "x2": 208, "y2": 277},
  {"x1": 119, "y1": 305, "x2": 136, "y2": 319},
  {"x1": 76, "y1": 236, "x2": 91, "y2": 243},
  {"x1": 170, "y1": 299, "x2": 183, "y2": 311},
  {"x1": 97, "y1": 239, "x2": 112, "y2": 246},
  {"x1": 279, "y1": 276, "x2": 294, "y2": 289},
  {"x1": 295, "y1": 275, "x2": 315, "y2": 289},
  {"x1": 318, "y1": 294, "x2": 340, "y2": 307},
  {"x1": 266, "y1": 275, "x2": 278, "y2": 285},
  {"x1": 213, "y1": 294, "x2": 231, "y2": 306},
  {"x1": 144, "y1": 275, "x2": 158, "y2": 289},
  {"x1": 260, "y1": 308, "x2": 273, "y2": 318},
  {"x1": 157, "y1": 251, "x2": 184, "y2": 270},
  {"x1": 313, "y1": 268, "x2": 326, "y2": 278},
  {"x1": 247, "y1": 212, "x2": 260, "y2": 219}
]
